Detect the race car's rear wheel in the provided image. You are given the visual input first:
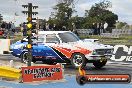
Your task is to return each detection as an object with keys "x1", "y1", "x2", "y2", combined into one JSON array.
[
  {"x1": 93, "y1": 59, "x2": 107, "y2": 69},
  {"x1": 71, "y1": 53, "x2": 86, "y2": 68},
  {"x1": 21, "y1": 52, "x2": 28, "y2": 63}
]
